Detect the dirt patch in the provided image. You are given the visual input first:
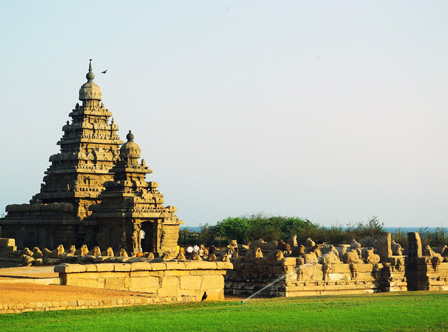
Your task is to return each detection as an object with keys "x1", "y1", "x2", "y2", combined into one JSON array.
[{"x1": 0, "y1": 283, "x2": 153, "y2": 306}]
